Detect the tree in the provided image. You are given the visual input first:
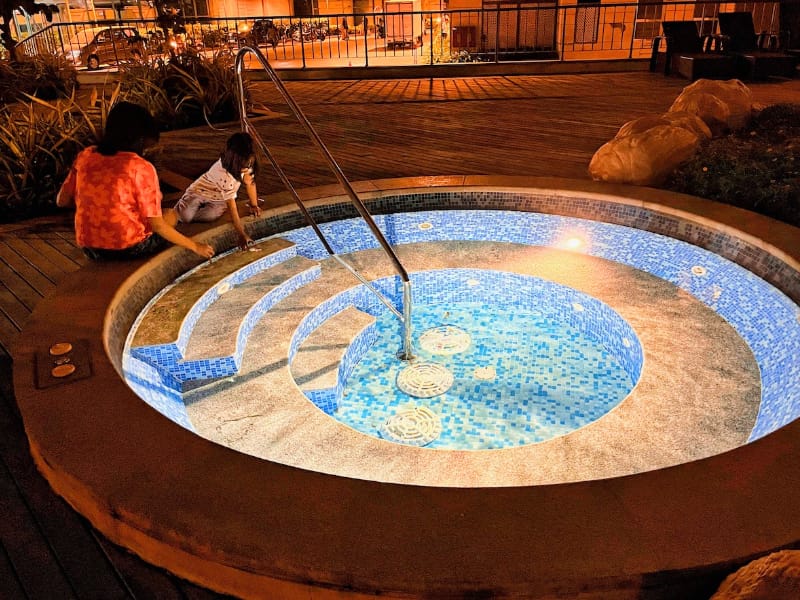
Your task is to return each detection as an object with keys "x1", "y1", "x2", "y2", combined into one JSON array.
[{"x1": 0, "y1": 0, "x2": 59, "y2": 61}]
